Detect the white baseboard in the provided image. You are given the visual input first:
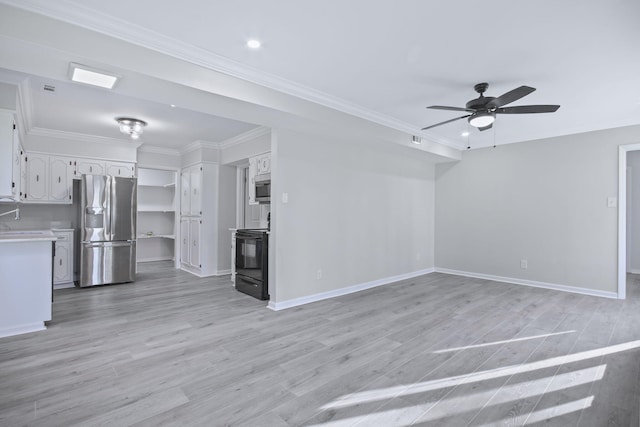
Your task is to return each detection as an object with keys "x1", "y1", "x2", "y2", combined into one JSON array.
[
  {"x1": 53, "y1": 282, "x2": 75, "y2": 290},
  {"x1": 268, "y1": 267, "x2": 435, "y2": 311},
  {"x1": 137, "y1": 256, "x2": 174, "y2": 263},
  {"x1": 0, "y1": 322, "x2": 46, "y2": 339},
  {"x1": 179, "y1": 266, "x2": 231, "y2": 278},
  {"x1": 628, "y1": 269, "x2": 640, "y2": 275},
  {"x1": 434, "y1": 268, "x2": 619, "y2": 299}
]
